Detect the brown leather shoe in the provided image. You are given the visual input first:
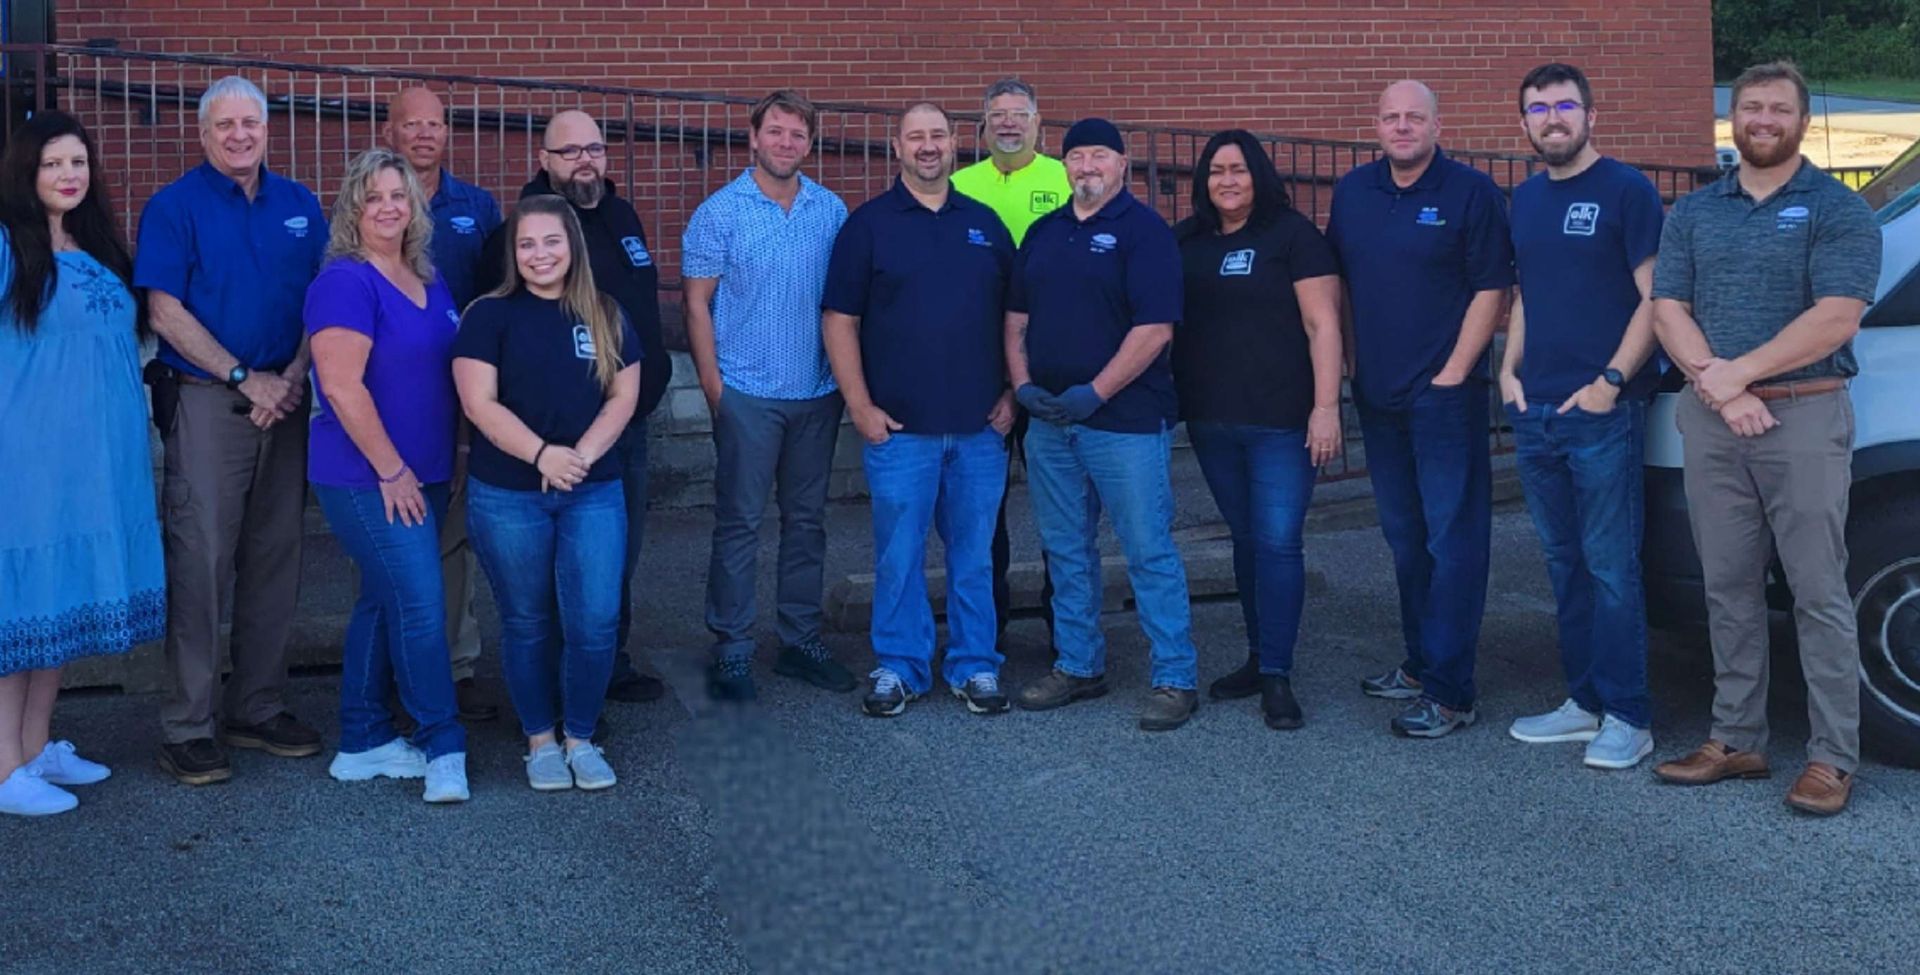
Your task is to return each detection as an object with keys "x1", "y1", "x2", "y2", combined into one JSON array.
[
  {"x1": 1785, "y1": 762, "x2": 1853, "y2": 816},
  {"x1": 1652, "y1": 739, "x2": 1769, "y2": 785}
]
